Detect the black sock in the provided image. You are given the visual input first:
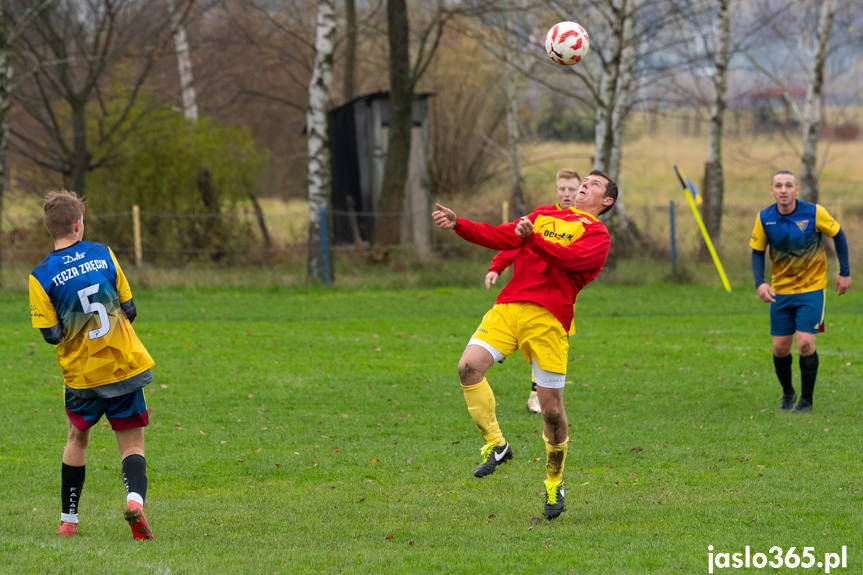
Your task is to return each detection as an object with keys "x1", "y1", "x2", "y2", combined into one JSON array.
[
  {"x1": 61, "y1": 463, "x2": 85, "y2": 517},
  {"x1": 531, "y1": 381, "x2": 537, "y2": 392},
  {"x1": 121, "y1": 454, "x2": 148, "y2": 503},
  {"x1": 773, "y1": 354, "x2": 794, "y2": 395},
  {"x1": 800, "y1": 352, "x2": 819, "y2": 402}
]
